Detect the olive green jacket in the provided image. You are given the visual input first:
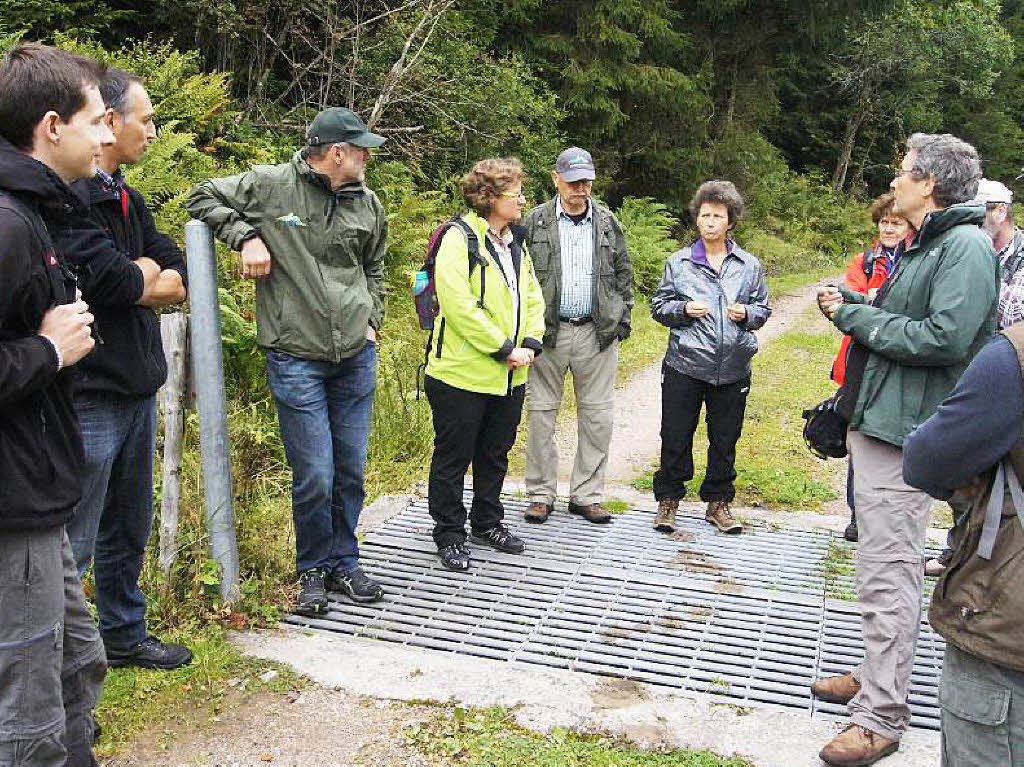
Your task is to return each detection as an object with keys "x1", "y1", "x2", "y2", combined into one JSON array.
[
  {"x1": 424, "y1": 211, "x2": 546, "y2": 396},
  {"x1": 185, "y1": 151, "x2": 387, "y2": 362},
  {"x1": 521, "y1": 196, "x2": 633, "y2": 350},
  {"x1": 835, "y1": 204, "x2": 998, "y2": 447}
]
